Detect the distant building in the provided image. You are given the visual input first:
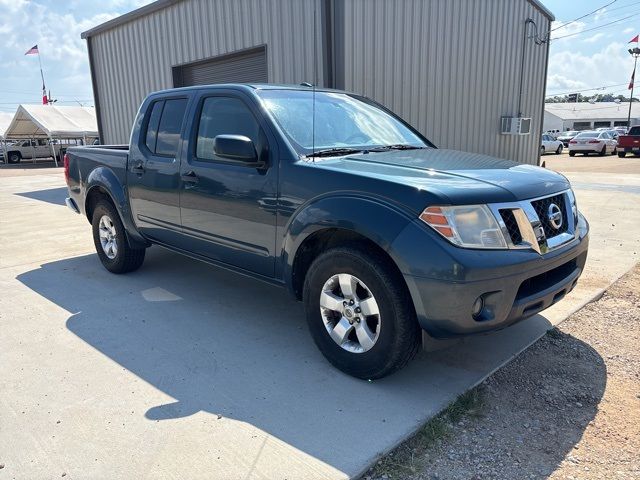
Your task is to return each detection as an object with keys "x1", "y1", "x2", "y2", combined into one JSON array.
[
  {"x1": 81, "y1": 0, "x2": 553, "y2": 165},
  {"x1": 544, "y1": 102, "x2": 640, "y2": 132}
]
